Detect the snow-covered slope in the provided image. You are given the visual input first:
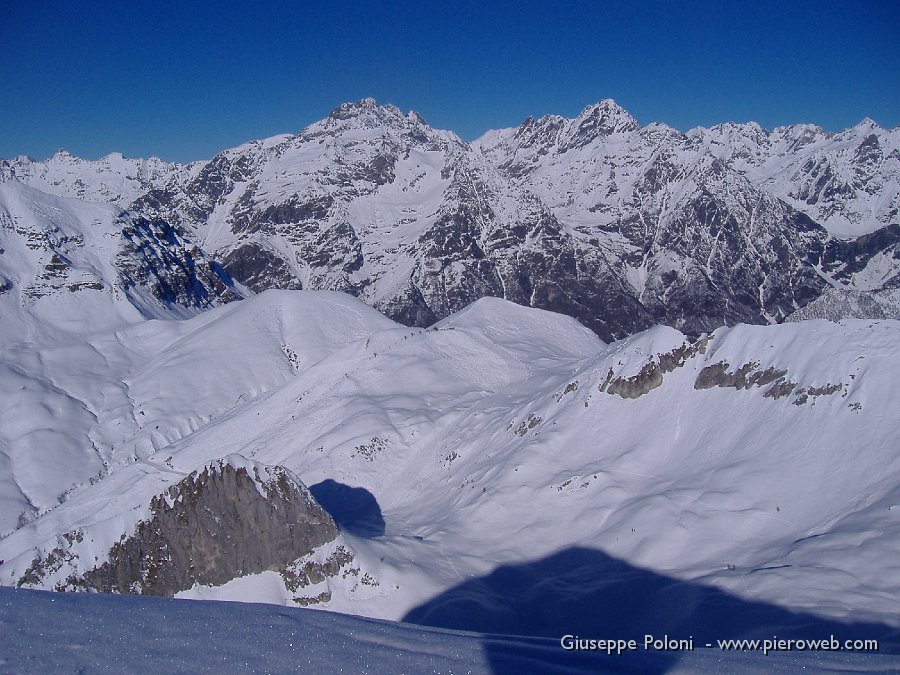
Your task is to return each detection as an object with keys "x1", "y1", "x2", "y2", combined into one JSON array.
[
  {"x1": 0, "y1": 178, "x2": 244, "y2": 346},
  {"x1": 0, "y1": 290, "x2": 389, "y2": 537},
  {"x1": 2, "y1": 291, "x2": 898, "y2": 641},
  {"x1": 0, "y1": 179, "x2": 142, "y2": 344}
]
